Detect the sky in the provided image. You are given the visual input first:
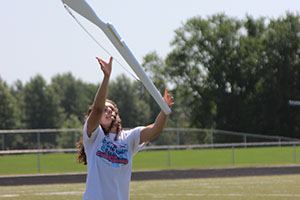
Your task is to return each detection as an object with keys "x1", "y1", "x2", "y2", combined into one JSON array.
[{"x1": 1, "y1": 0, "x2": 299, "y2": 85}]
